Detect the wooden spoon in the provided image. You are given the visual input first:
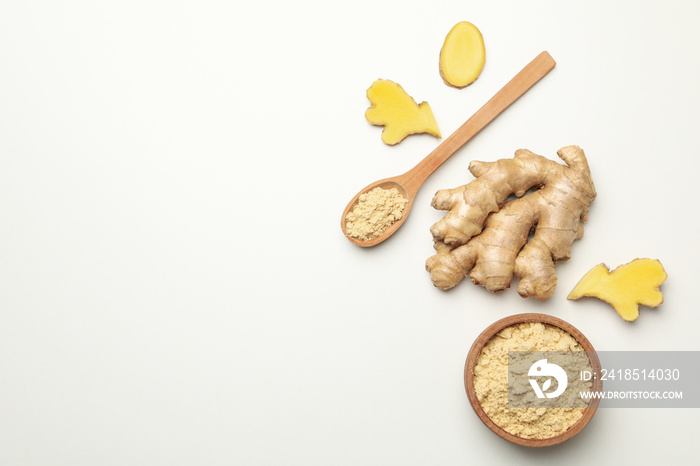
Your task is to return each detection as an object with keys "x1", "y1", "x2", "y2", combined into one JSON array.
[{"x1": 341, "y1": 51, "x2": 556, "y2": 247}]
